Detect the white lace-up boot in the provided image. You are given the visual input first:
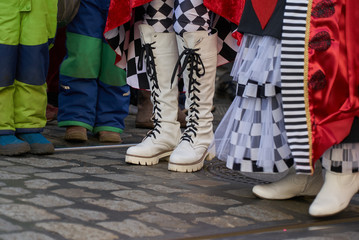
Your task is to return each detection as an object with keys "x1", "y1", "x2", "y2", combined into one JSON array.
[
  {"x1": 252, "y1": 161, "x2": 324, "y2": 199},
  {"x1": 168, "y1": 30, "x2": 217, "y2": 172},
  {"x1": 309, "y1": 171, "x2": 359, "y2": 217},
  {"x1": 125, "y1": 25, "x2": 181, "y2": 165}
]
